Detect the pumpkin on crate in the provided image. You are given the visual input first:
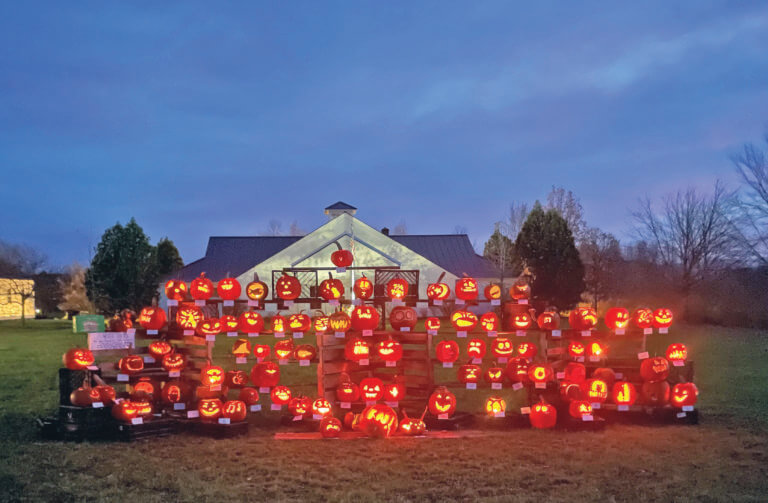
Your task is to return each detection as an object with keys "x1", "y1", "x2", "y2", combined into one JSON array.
[
  {"x1": 671, "y1": 382, "x2": 698, "y2": 407},
  {"x1": 428, "y1": 387, "x2": 456, "y2": 417},
  {"x1": 605, "y1": 307, "x2": 630, "y2": 331},
  {"x1": 271, "y1": 313, "x2": 287, "y2": 334},
  {"x1": 426, "y1": 272, "x2": 451, "y2": 302},
  {"x1": 509, "y1": 278, "x2": 531, "y2": 301},
  {"x1": 537, "y1": 310, "x2": 560, "y2": 330},
  {"x1": 118, "y1": 355, "x2": 144, "y2": 375},
  {"x1": 313, "y1": 312, "x2": 329, "y2": 333},
  {"x1": 222, "y1": 400, "x2": 247, "y2": 422},
  {"x1": 530, "y1": 398, "x2": 557, "y2": 429},
  {"x1": 137, "y1": 306, "x2": 166, "y2": 331},
  {"x1": 320, "y1": 416, "x2": 343, "y2": 438},
  {"x1": 245, "y1": 279, "x2": 269, "y2": 302},
  {"x1": 505, "y1": 357, "x2": 529, "y2": 382},
  {"x1": 274, "y1": 339, "x2": 295, "y2": 361},
  {"x1": 133, "y1": 377, "x2": 160, "y2": 400},
  {"x1": 196, "y1": 383, "x2": 229, "y2": 400},
  {"x1": 516, "y1": 342, "x2": 537, "y2": 359},
  {"x1": 612, "y1": 381, "x2": 638, "y2": 406},
  {"x1": 94, "y1": 385, "x2": 116, "y2": 405},
  {"x1": 344, "y1": 338, "x2": 370, "y2": 362},
  {"x1": 226, "y1": 370, "x2": 250, "y2": 388},
  {"x1": 359, "y1": 404, "x2": 398, "y2": 438},
  {"x1": 112, "y1": 401, "x2": 139, "y2": 422},
  {"x1": 435, "y1": 340, "x2": 460, "y2": 364},
  {"x1": 353, "y1": 275, "x2": 374, "y2": 300},
  {"x1": 568, "y1": 400, "x2": 593, "y2": 419},
  {"x1": 485, "y1": 396, "x2": 506, "y2": 416},
  {"x1": 288, "y1": 312, "x2": 311, "y2": 333},
  {"x1": 190, "y1": 272, "x2": 214, "y2": 301},
  {"x1": 161, "y1": 381, "x2": 188, "y2": 404},
  {"x1": 275, "y1": 274, "x2": 301, "y2": 301},
  {"x1": 251, "y1": 361, "x2": 280, "y2": 388},
  {"x1": 666, "y1": 343, "x2": 687, "y2": 364},
  {"x1": 176, "y1": 304, "x2": 203, "y2": 330},
  {"x1": 132, "y1": 397, "x2": 153, "y2": 417},
  {"x1": 318, "y1": 273, "x2": 344, "y2": 301},
  {"x1": 490, "y1": 337, "x2": 514, "y2": 359},
  {"x1": 360, "y1": 377, "x2": 384, "y2": 402},
  {"x1": 195, "y1": 318, "x2": 222, "y2": 337},
  {"x1": 653, "y1": 308, "x2": 674, "y2": 329},
  {"x1": 641, "y1": 380, "x2": 670, "y2": 406},
  {"x1": 336, "y1": 380, "x2": 360, "y2": 403},
  {"x1": 455, "y1": 277, "x2": 479, "y2": 301},
  {"x1": 351, "y1": 305, "x2": 380, "y2": 331},
  {"x1": 484, "y1": 367, "x2": 504, "y2": 384},
  {"x1": 200, "y1": 364, "x2": 225, "y2": 386},
  {"x1": 198, "y1": 398, "x2": 223, "y2": 422},
  {"x1": 288, "y1": 395, "x2": 311, "y2": 417},
  {"x1": 389, "y1": 306, "x2": 417, "y2": 331},
  {"x1": 70, "y1": 386, "x2": 101, "y2": 407},
  {"x1": 640, "y1": 357, "x2": 670, "y2": 382},
  {"x1": 148, "y1": 340, "x2": 173, "y2": 360},
  {"x1": 385, "y1": 278, "x2": 409, "y2": 301},
  {"x1": 510, "y1": 310, "x2": 533, "y2": 330},
  {"x1": 457, "y1": 364, "x2": 481, "y2": 384},
  {"x1": 164, "y1": 280, "x2": 187, "y2": 301},
  {"x1": 216, "y1": 277, "x2": 241, "y2": 301},
  {"x1": 63, "y1": 348, "x2": 94, "y2": 370},
  {"x1": 328, "y1": 310, "x2": 352, "y2": 334}
]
